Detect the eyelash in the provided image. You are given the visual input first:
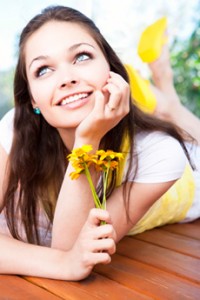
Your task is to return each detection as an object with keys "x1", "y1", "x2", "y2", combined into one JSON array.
[
  {"x1": 35, "y1": 65, "x2": 49, "y2": 78},
  {"x1": 75, "y1": 51, "x2": 93, "y2": 63},
  {"x1": 34, "y1": 51, "x2": 93, "y2": 78}
]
